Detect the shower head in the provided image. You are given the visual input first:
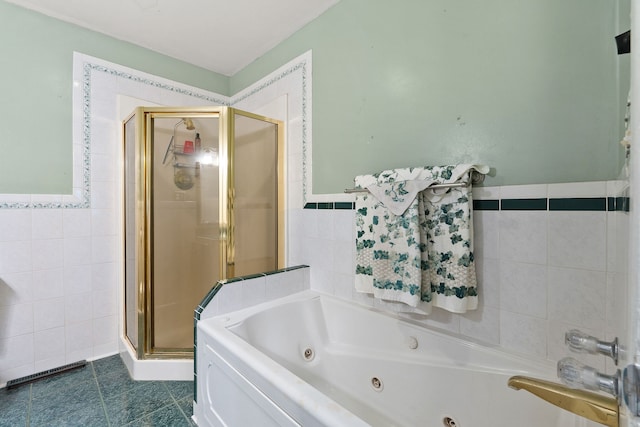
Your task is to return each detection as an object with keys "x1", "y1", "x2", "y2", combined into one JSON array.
[{"x1": 183, "y1": 119, "x2": 195, "y2": 130}]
